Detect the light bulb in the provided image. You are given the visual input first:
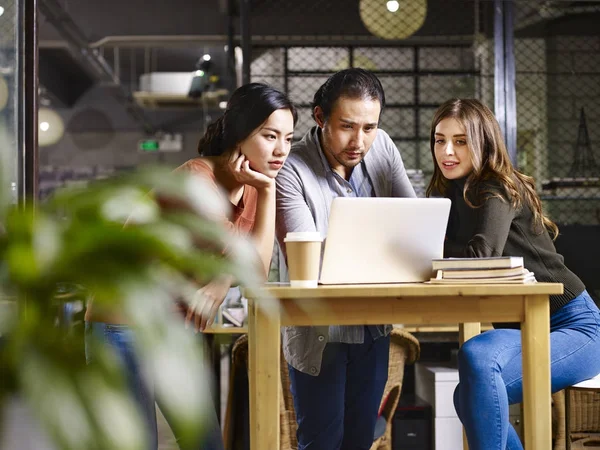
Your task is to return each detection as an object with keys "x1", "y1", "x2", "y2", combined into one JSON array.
[
  {"x1": 0, "y1": 6, "x2": 5, "y2": 17},
  {"x1": 38, "y1": 107, "x2": 65, "y2": 147},
  {"x1": 202, "y1": 54, "x2": 211, "y2": 61},
  {"x1": 386, "y1": 0, "x2": 399, "y2": 12}
]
